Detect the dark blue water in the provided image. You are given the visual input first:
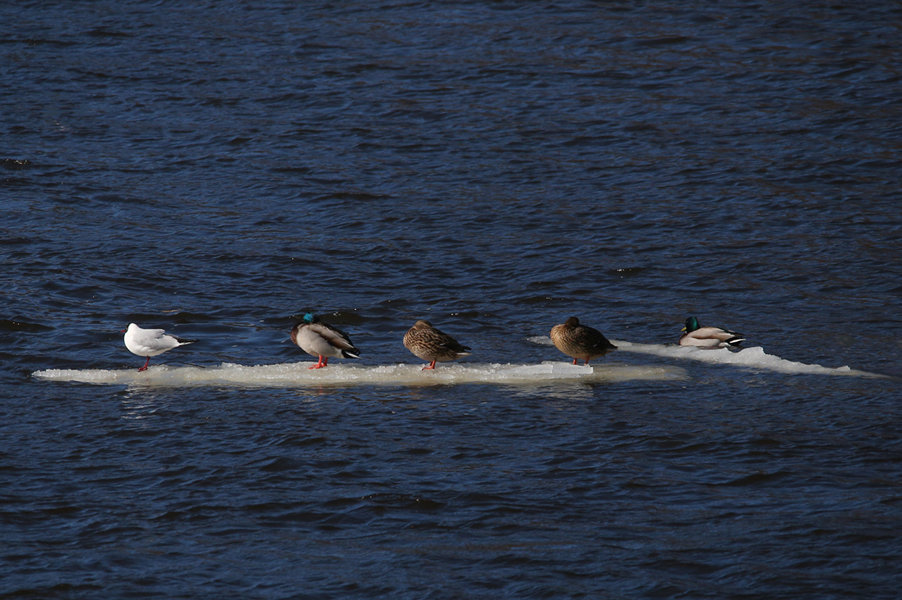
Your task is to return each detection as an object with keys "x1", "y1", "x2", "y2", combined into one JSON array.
[{"x1": 3, "y1": 1, "x2": 901, "y2": 598}]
